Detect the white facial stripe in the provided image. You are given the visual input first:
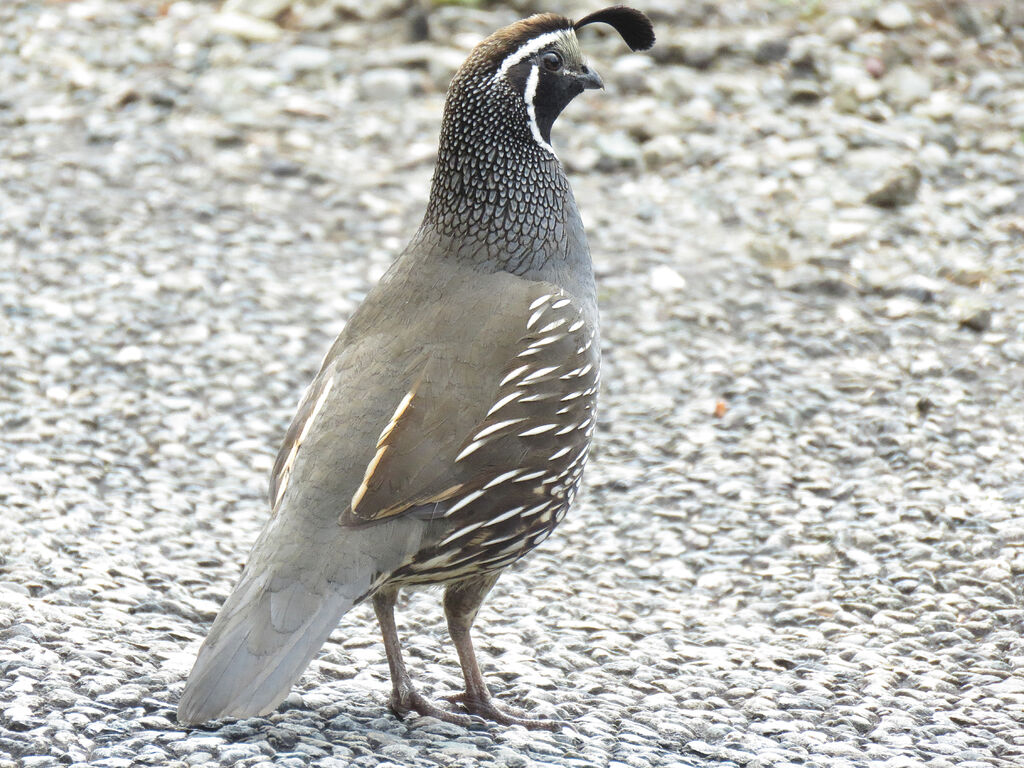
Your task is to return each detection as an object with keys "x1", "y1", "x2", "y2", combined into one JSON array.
[
  {"x1": 493, "y1": 29, "x2": 570, "y2": 82},
  {"x1": 524, "y1": 64, "x2": 556, "y2": 157}
]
